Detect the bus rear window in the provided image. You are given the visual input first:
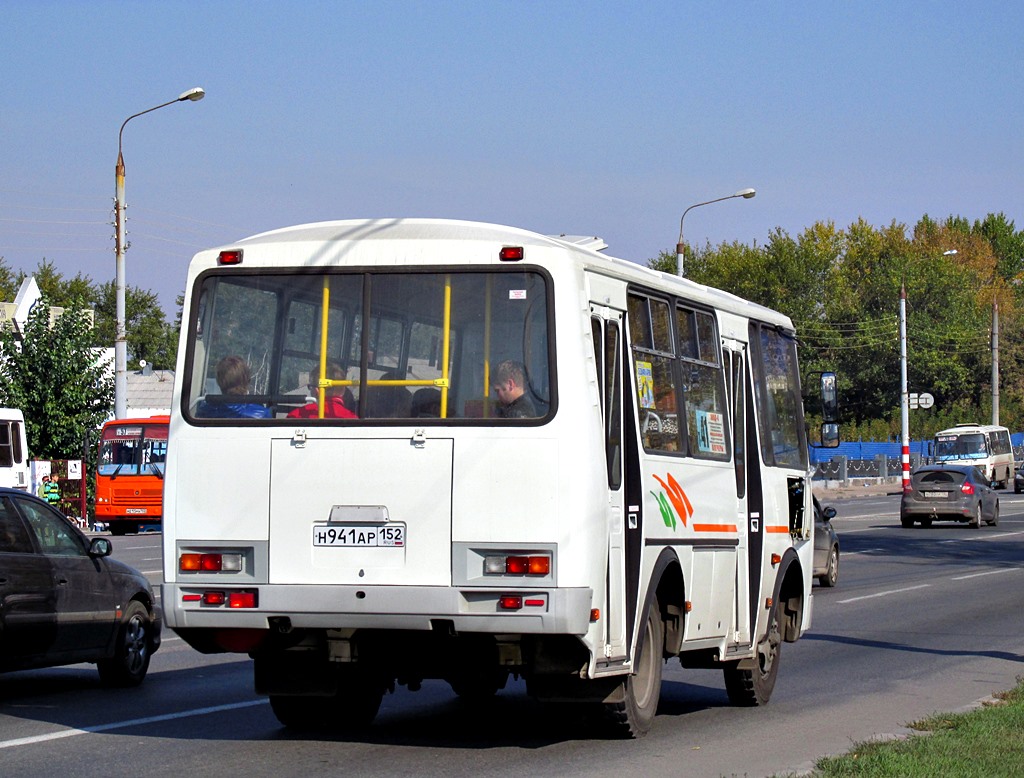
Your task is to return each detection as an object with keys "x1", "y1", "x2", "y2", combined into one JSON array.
[{"x1": 184, "y1": 270, "x2": 553, "y2": 423}]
